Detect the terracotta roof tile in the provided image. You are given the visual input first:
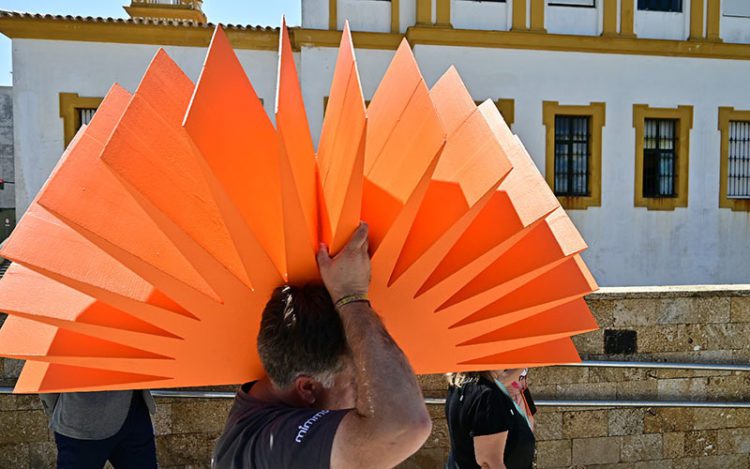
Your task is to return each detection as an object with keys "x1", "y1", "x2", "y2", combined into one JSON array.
[{"x1": 0, "y1": 10, "x2": 279, "y2": 31}]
